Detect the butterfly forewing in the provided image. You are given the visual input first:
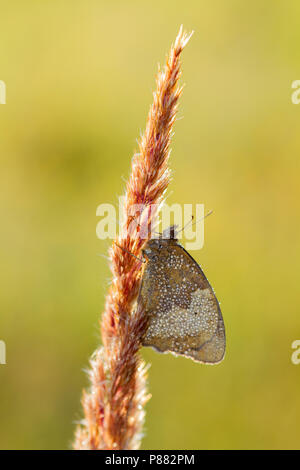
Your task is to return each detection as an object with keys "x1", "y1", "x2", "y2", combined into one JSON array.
[{"x1": 139, "y1": 237, "x2": 225, "y2": 364}]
